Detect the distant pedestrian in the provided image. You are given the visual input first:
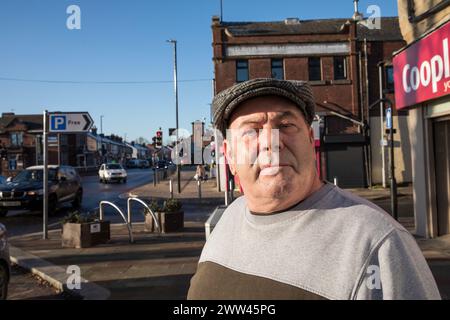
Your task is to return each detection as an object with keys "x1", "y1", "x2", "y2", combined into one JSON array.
[
  {"x1": 188, "y1": 78, "x2": 441, "y2": 300},
  {"x1": 195, "y1": 165, "x2": 207, "y2": 181}
]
